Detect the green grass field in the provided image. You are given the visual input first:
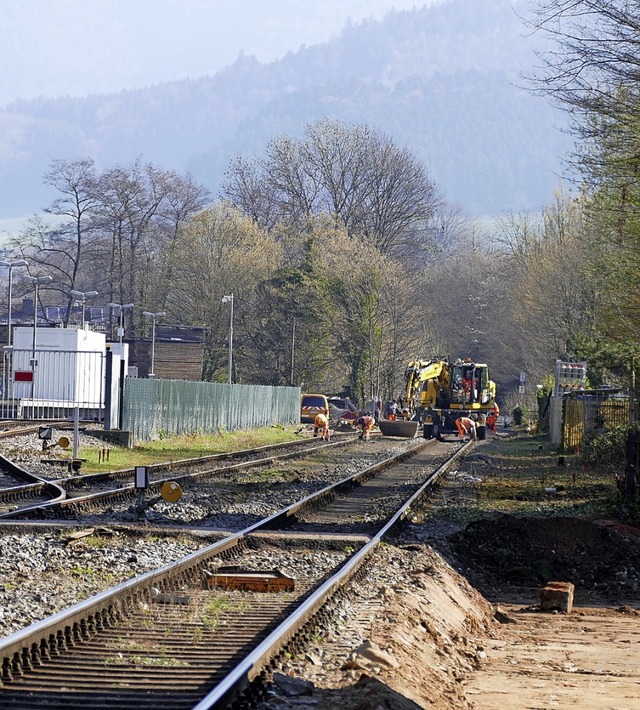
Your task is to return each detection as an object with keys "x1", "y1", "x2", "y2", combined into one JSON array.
[{"x1": 79, "y1": 426, "x2": 306, "y2": 472}]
